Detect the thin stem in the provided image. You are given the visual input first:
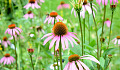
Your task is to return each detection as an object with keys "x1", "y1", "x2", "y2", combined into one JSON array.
[
  {"x1": 105, "y1": 58, "x2": 111, "y2": 70},
  {"x1": 107, "y1": 11, "x2": 114, "y2": 48},
  {"x1": 77, "y1": 11, "x2": 84, "y2": 56},
  {"x1": 90, "y1": 2, "x2": 99, "y2": 69},
  {"x1": 88, "y1": 14, "x2": 90, "y2": 44},
  {"x1": 12, "y1": 30, "x2": 18, "y2": 70},
  {"x1": 100, "y1": 4, "x2": 106, "y2": 57},
  {"x1": 54, "y1": 17, "x2": 56, "y2": 70},
  {"x1": 30, "y1": 55, "x2": 34, "y2": 70},
  {"x1": 59, "y1": 35, "x2": 63, "y2": 70},
  {"x1": 56, "y1": 51, "x2": 59, "y2": 70},
  {"x1": 83, "y1": 18, "x2": 85, "y2": 54}
]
